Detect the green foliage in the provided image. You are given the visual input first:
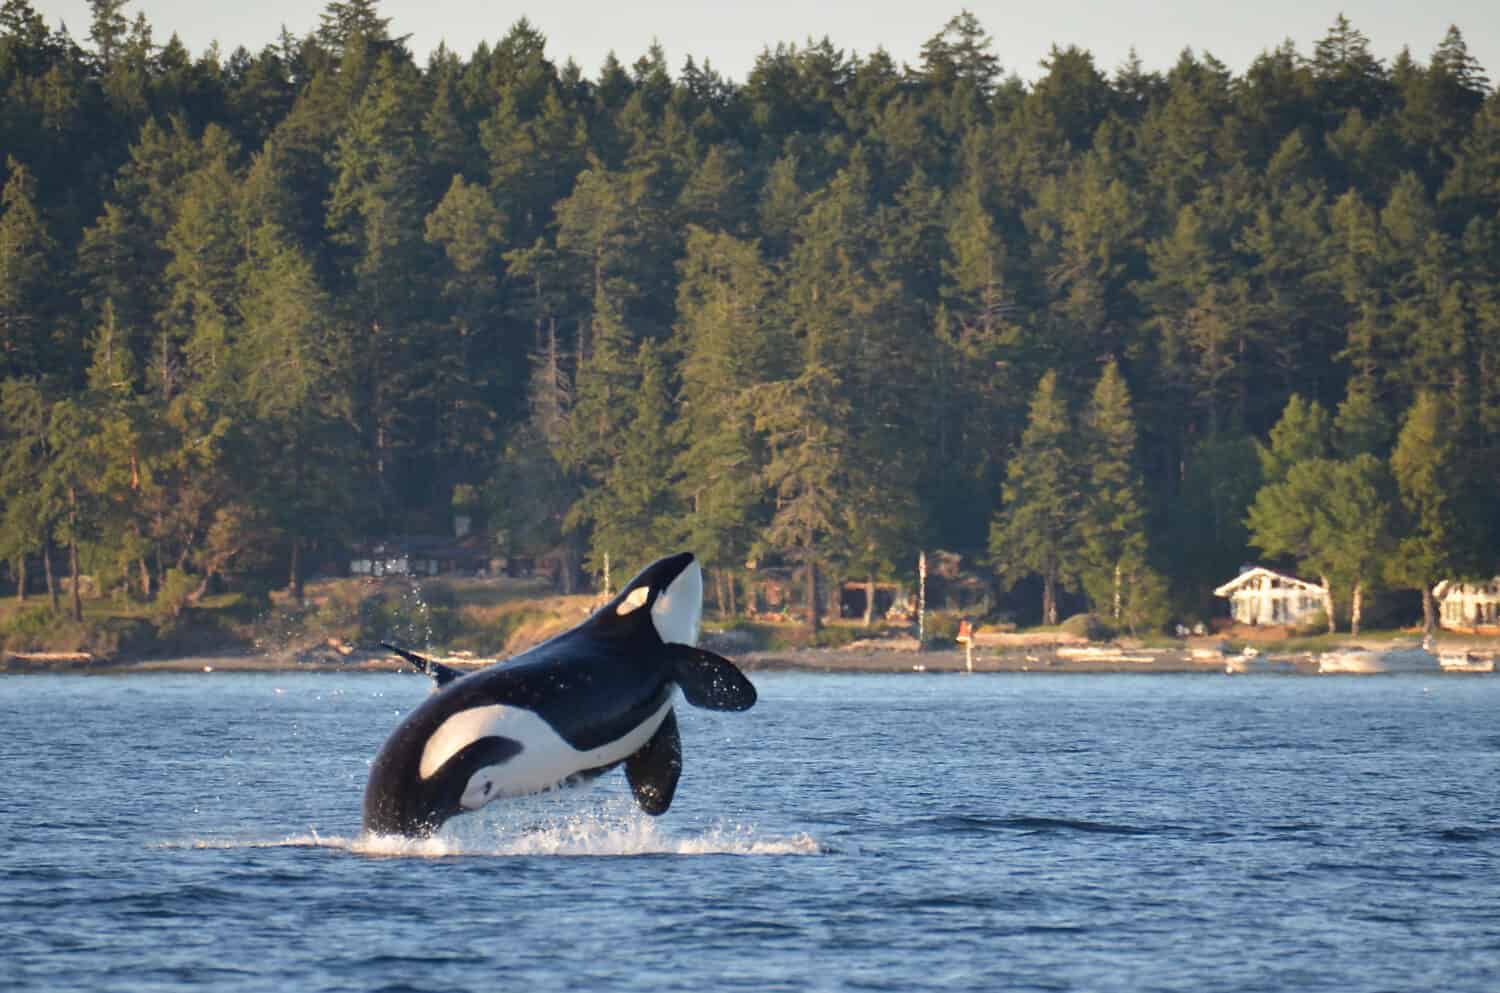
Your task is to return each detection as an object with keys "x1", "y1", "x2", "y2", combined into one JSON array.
[
  {"x1": 150, "y1": 569, "x2": 198, "y2": 632},
  {"x1": 0, "y1": 604, "x2": 58, "y2": 649},
  {"x1": 1077, "y1": 360, "x2": 1150, "y2": 622},
  {"x1": 990, "y1": 371, "x2": 1081, "y2": 625},
  {"x1": 0, "y1": 7, "x2": 1497, "y2": 646},
  {"x1": 922, "y1": 611, "x2": 962, "y2": 646},
  {"x1": 1060, "y1": 612, "x2": 1116, "y2": 641},
  {"x1": 1248, "y1": 395, "x2": 1398, "y2": 632}
]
